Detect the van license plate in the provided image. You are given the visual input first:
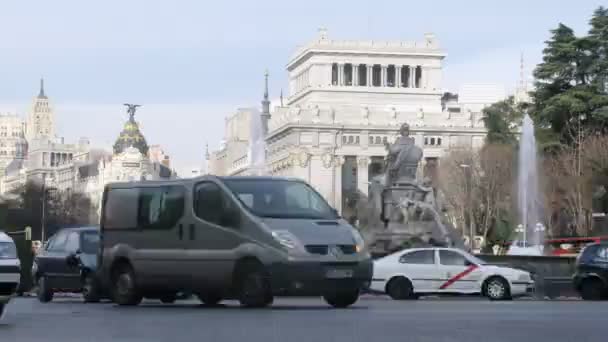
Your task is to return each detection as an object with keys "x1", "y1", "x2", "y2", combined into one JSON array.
[{"x1": 325, "y1": 269, "x2": 354, "y2": 279}]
